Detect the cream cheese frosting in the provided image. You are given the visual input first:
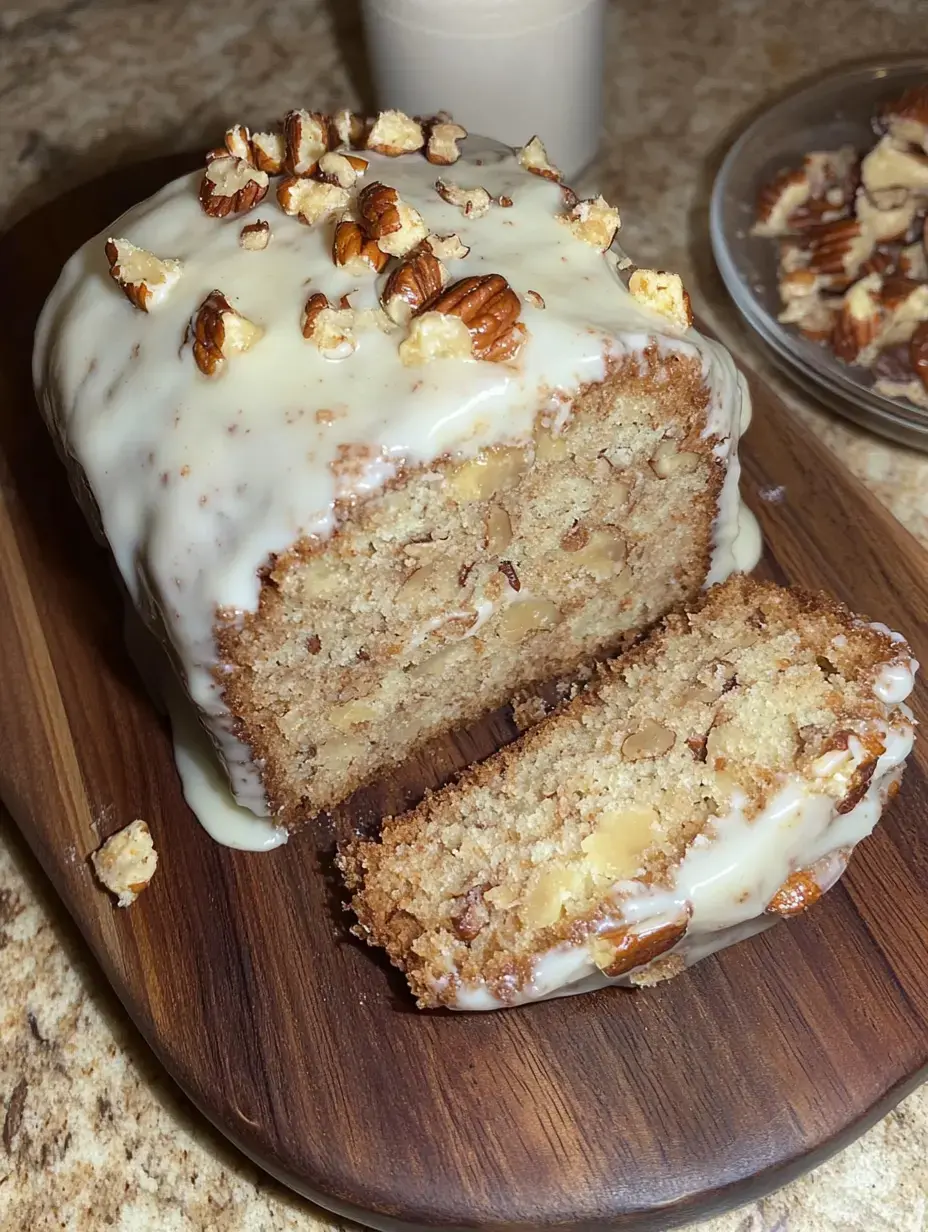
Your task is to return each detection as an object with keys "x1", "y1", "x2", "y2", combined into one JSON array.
[{"x1": 33, "y1": 132, "x2": 754, "y2": 827}]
